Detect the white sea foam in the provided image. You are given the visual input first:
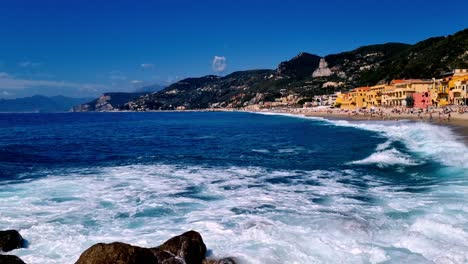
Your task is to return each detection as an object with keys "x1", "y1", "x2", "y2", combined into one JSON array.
[
  {"x1": 254, "y1": 112, "x2": 468, "y2": 169},
  {"x1": 329, "y1": 120, "x2": 468, "y2": 169},
  {"x1": 349, "y1": 148, "x2": 418, "y2": 167},
  {"x1": 1, "y1": 112, "x2": 467, "y2": 263},
  {"x1": 1, "y1": 163, "x2": 467, "y2": 264}
]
